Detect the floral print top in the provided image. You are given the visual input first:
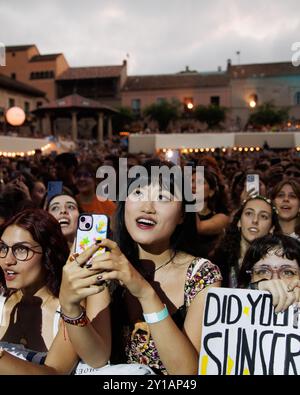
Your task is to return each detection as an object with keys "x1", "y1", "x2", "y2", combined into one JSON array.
[{"x1": 123, "y1": 257, "x2": 222, "y2": 375}]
